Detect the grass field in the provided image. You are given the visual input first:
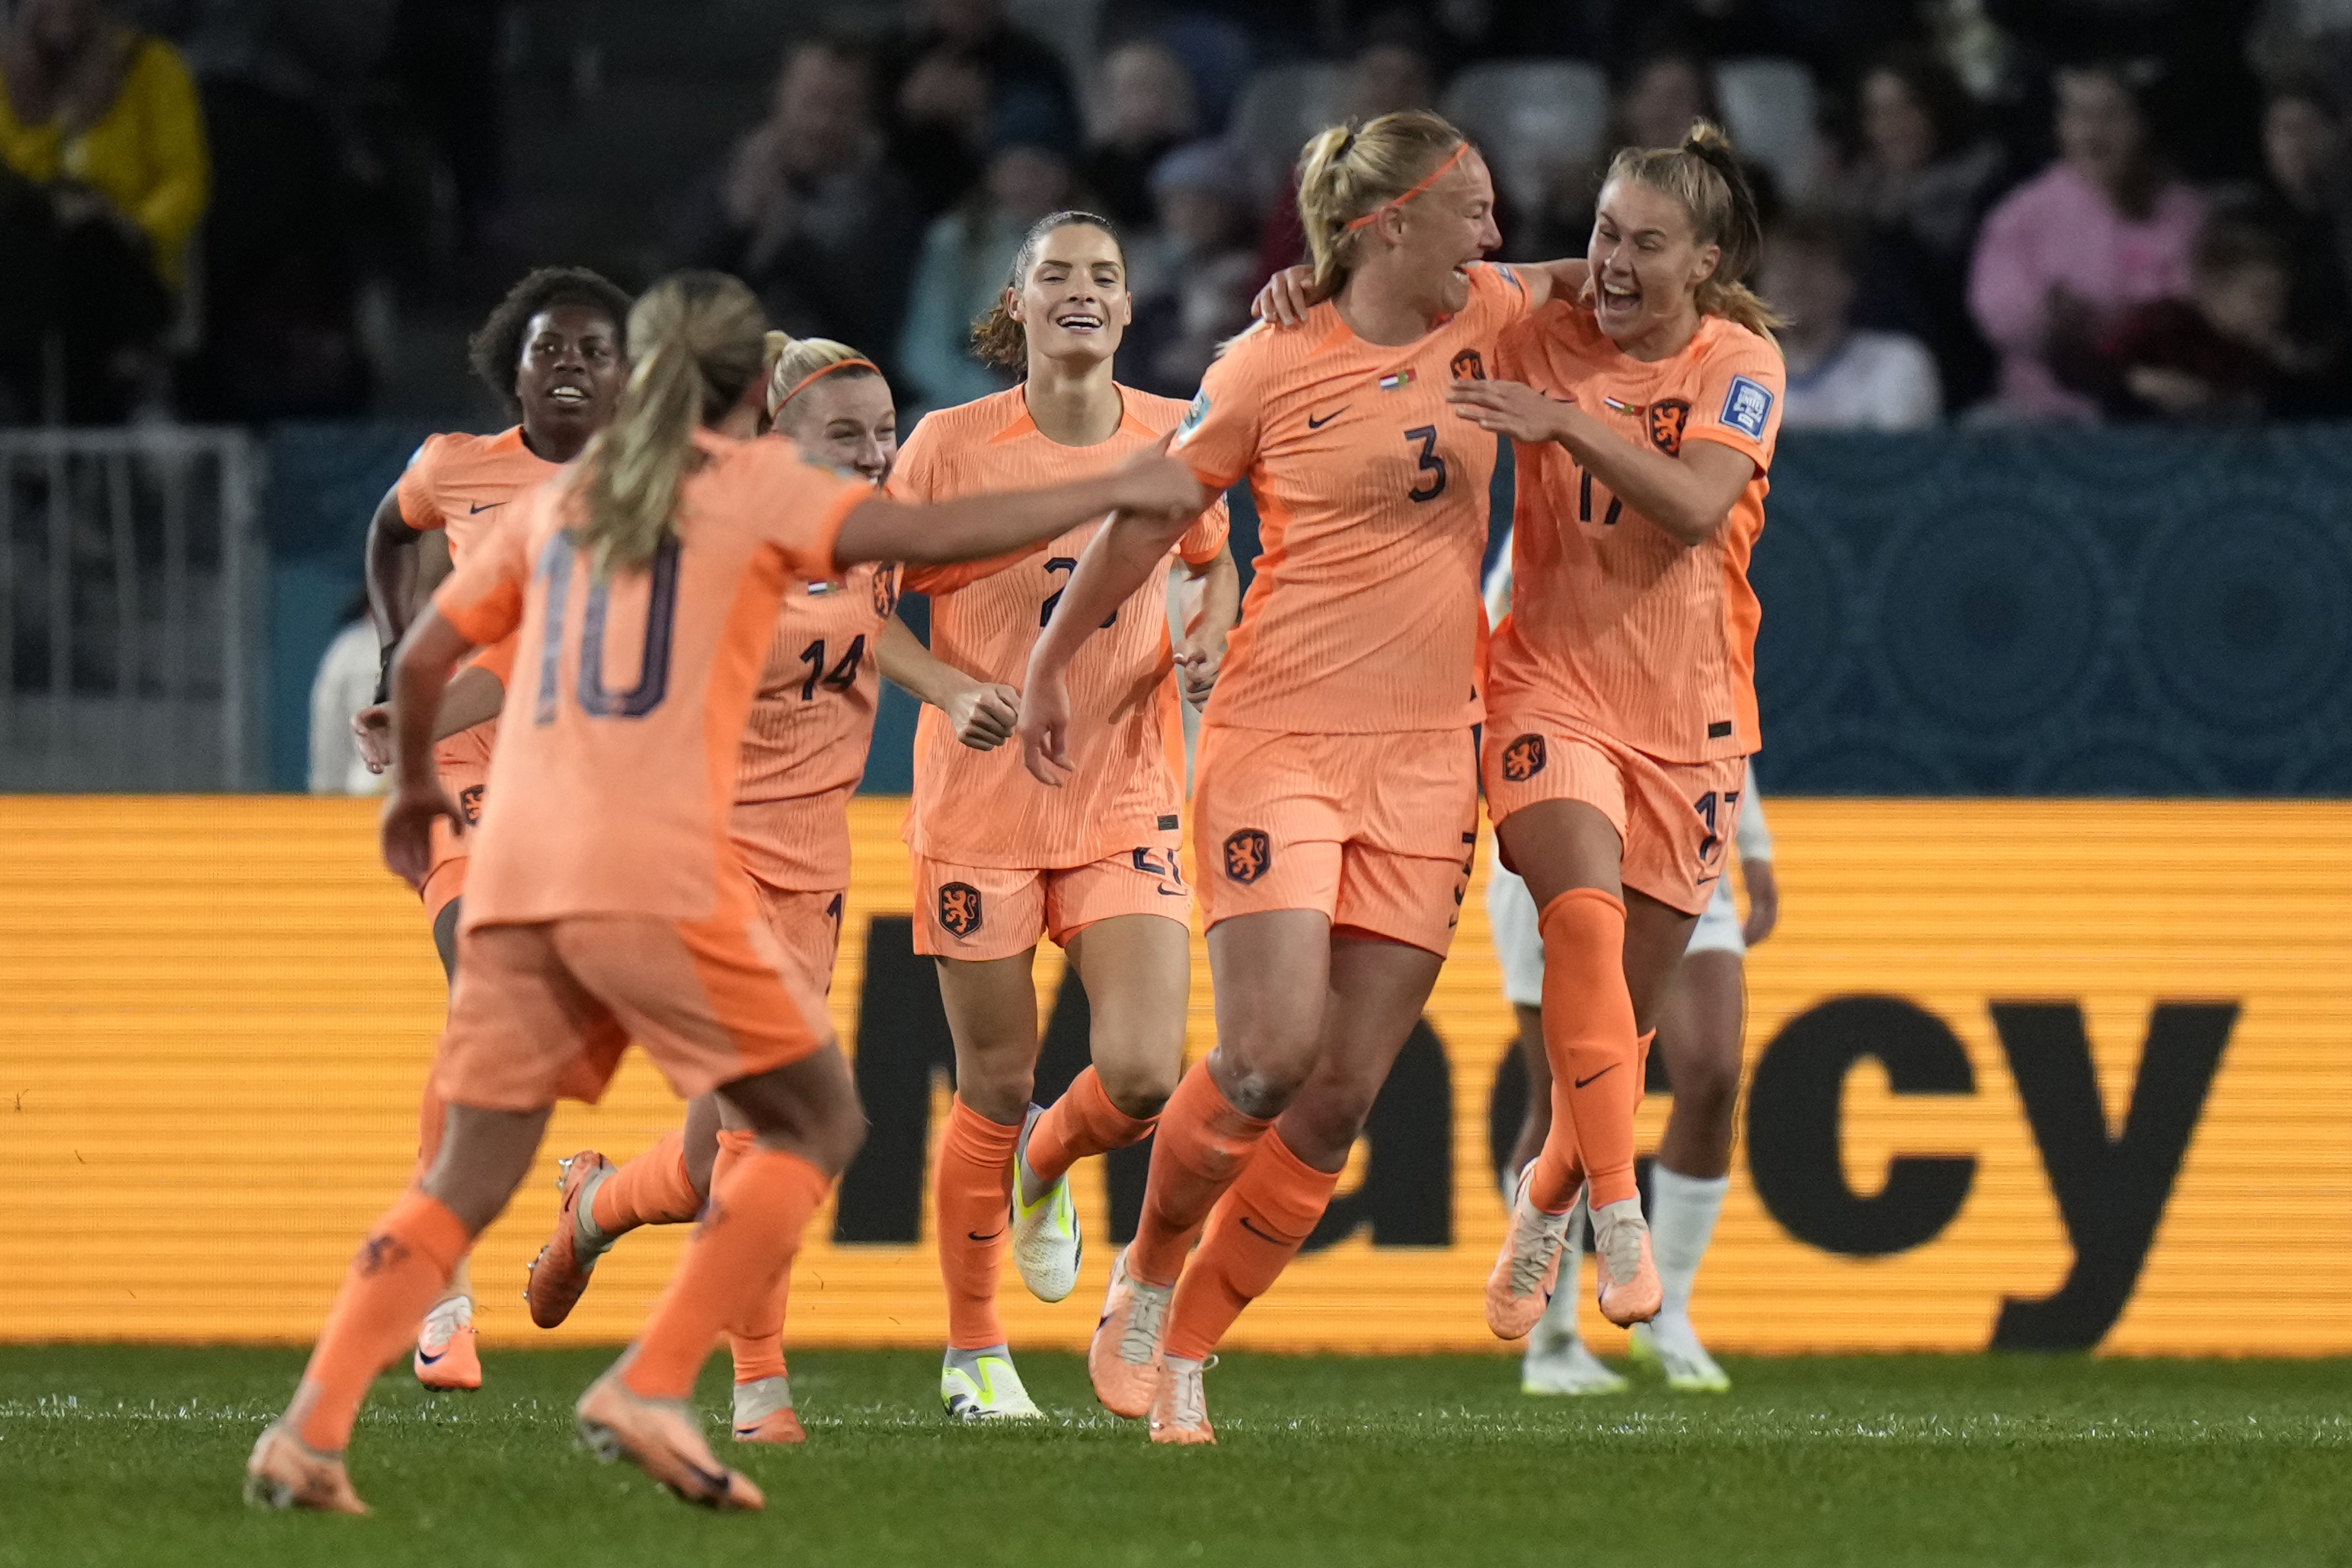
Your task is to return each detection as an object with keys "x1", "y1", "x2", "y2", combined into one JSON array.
[{"x1": 2, "y1": 1346, "x2": 2347, "y2": 1567}]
